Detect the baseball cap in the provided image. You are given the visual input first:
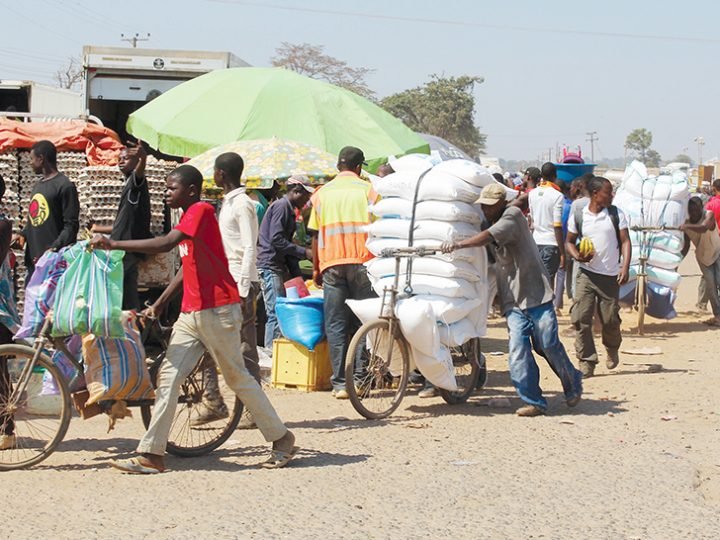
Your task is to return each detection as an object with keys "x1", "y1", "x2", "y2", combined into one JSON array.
[
  {"x1": 524, "y1": 166, "x2": 541, "y2": 180},
  {"x1": 476, "y1": 183, "x2": 507, "y2": 205},
  {"x1": 337, "y1": 146, "x2": 367, "y2": 168},
  {"x1": 286, "y1": 175, "x2": 315, "y2": 193}
]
